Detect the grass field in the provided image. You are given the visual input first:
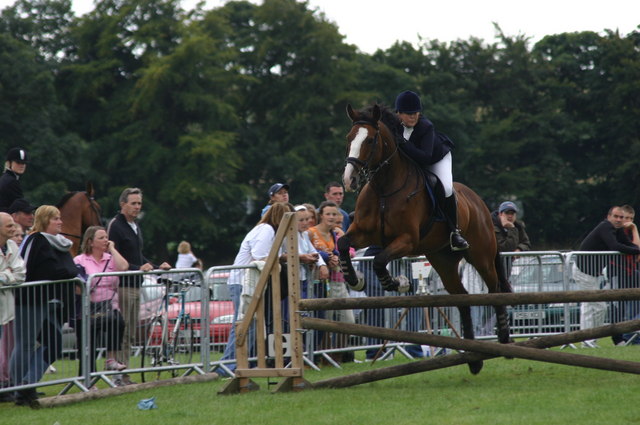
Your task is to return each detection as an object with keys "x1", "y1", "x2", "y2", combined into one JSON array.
[{"x1": 2, "y1": 342, "x2": 640, "y2": 425}]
